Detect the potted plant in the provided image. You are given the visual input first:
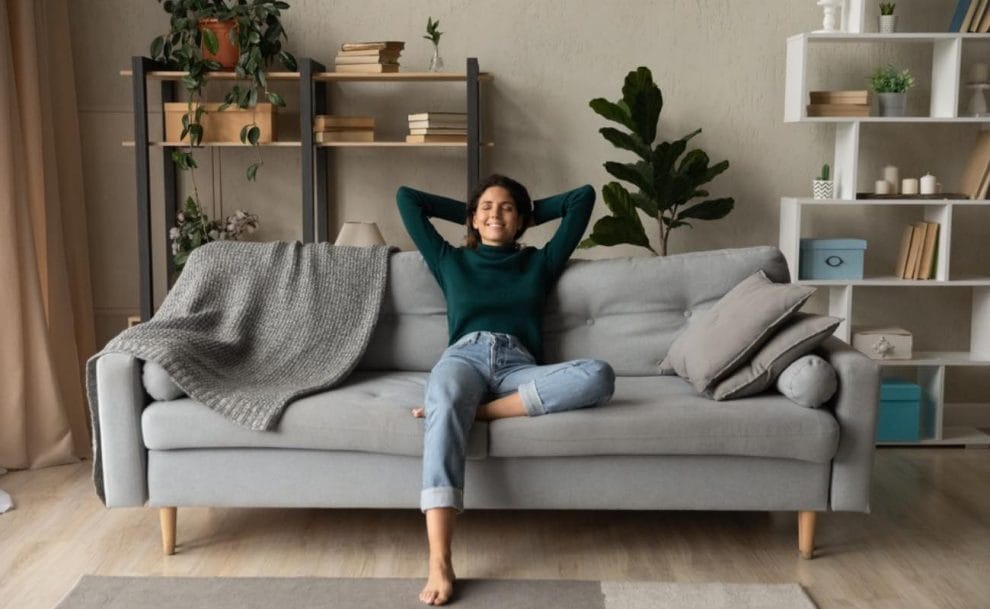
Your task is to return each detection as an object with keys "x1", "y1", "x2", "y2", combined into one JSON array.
[
  {"x1": 813, "y1": 164, "x2": 834, "y2": 199},
  {"x1": 579, "y1": 67, "x2": 733, "y2": 256},
  {"x1": 170, "y1": 197, "x2": 259, "y2": 273},
  {"x1": 879, "y1": 3, "x2": 897, "y2": 33},
  {"x1": 149, "y1": 0, "x2": 297, "y2": 222},
  {"x1": 870, "y1": 64, "x2": 915, "y2": 117},
  {"x1": 424, "y1": 16, "x2": 444, "y2": 72}
]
